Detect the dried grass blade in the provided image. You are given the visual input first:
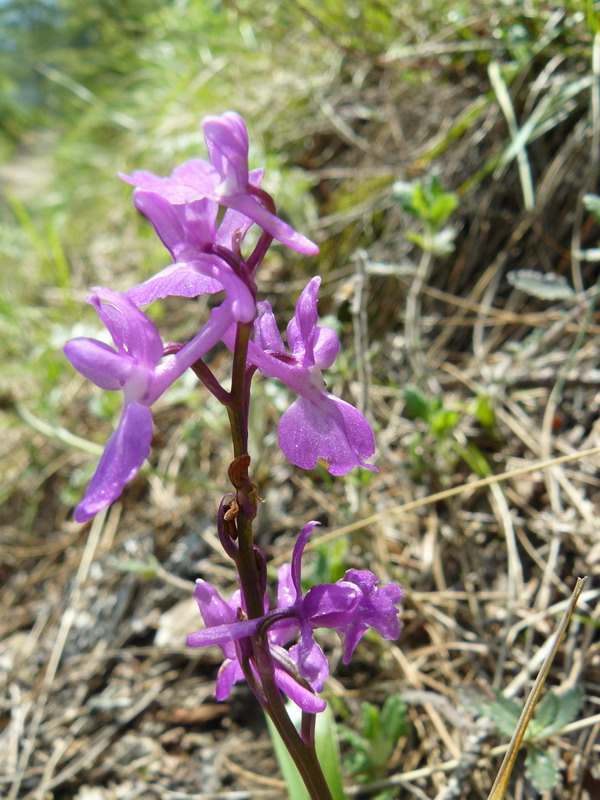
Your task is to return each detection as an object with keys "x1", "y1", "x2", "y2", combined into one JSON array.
[{"x1": 486, "y1": 577, "x2": 587, "y2": 800}]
